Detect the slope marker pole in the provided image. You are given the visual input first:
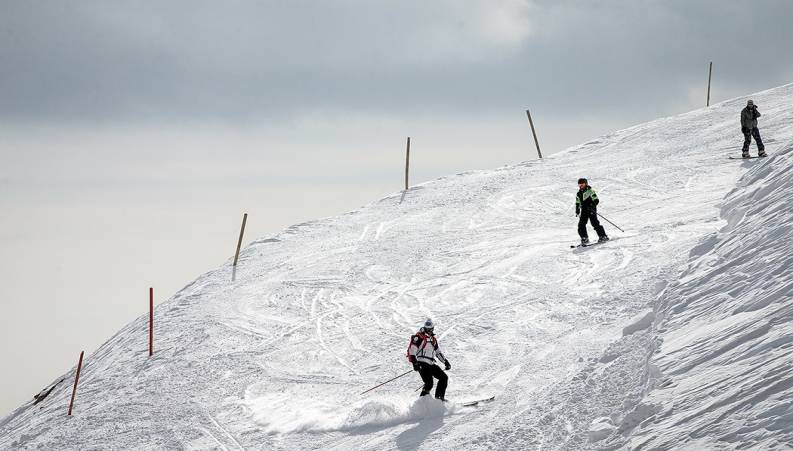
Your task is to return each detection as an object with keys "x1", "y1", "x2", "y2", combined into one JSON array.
[
  {"x1": 67, "y1": 351, "x2": 84, "y2": 416},
  {"x1": 404, "y1": 137, "x2": 411, "y2": 190},
  {"x1": 525, "y1": 109, "x2": 543, "y2": 159},
  {"x1": 149, "y1": 287, "x2": 154, "y2": 356},
  {"x1": 233, "y1": 213, "x2": 248, "y2": 267},
  {"x1": 706, "y1": 61, "x2": 713, "y2": 107}
]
